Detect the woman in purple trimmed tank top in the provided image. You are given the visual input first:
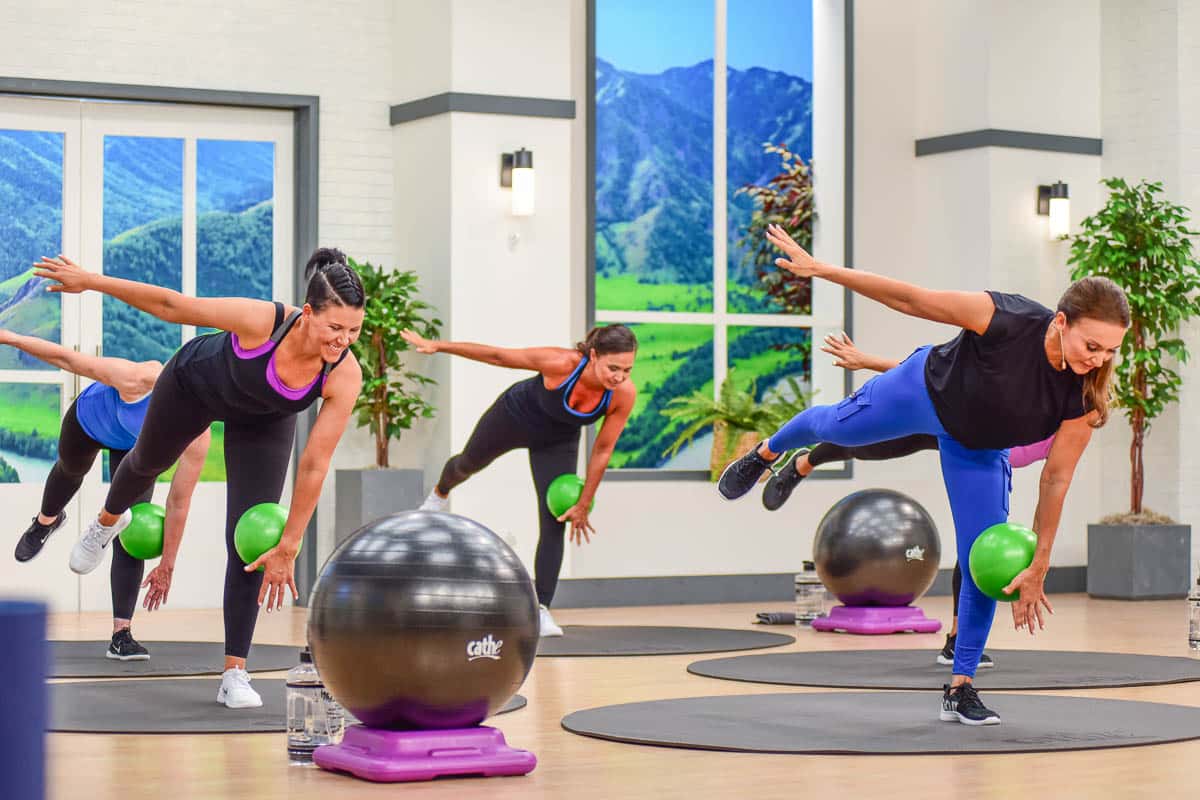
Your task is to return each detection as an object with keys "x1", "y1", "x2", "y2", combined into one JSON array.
[{"x1": 34, "y1": 248, "x2": 364, "y2": 709}]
